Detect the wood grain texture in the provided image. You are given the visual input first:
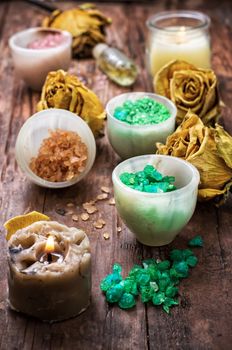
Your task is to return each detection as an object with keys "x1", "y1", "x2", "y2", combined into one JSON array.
[{"x1": 0, "y1": 1, "x2": 232, "y2": 349}]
